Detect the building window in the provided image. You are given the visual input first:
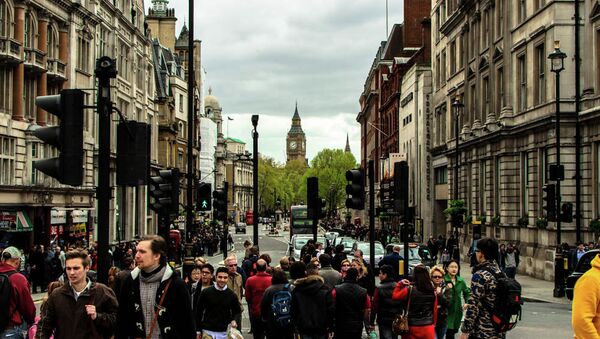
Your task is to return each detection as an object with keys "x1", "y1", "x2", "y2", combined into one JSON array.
[
  {"x1": 137, "y1": 55, "x2": 144, "y2": 89},
  {"x1": 480, "y1": 160, "x2": 487, "y2": 215},
  {"x1": 47, "y1": 26, "x2": 57, "y2": 59},
  {"x1": 483, "y1": 76, "x2": 490, "y2": 119},
  {"x1": 77, "y1": 35, "x2": 90, "y2": 72},
  {"x1": 440, "y1": 0, "x2": 446, "y2": 22},
  {"x1": 435, "y1": 166, "x2": 448, "y2": 185},
  {"x1": 24, "y1": 77, "x2": 36, "y2": 121},
  {"x1": 518, "y1": 54, "x2": 527, "y2": 111},
  {"x1": 179, "y1": 94, "x2": 184, "y2": 112},
  {"x1": 494, "y1": 156, "x2": 501, "y2": 215},
  {"x1": 0, "y1": 136, "x2": 15, "y2": 185},
  {"x1": 0, "y1": 67, "x2": 11, "y2": 113},
  {"x1": 460, "y1": 34, "x2": 466, "y2": 67},
  {"x1": 535, "y1": 0, "x2": 545, "y2": 11},
  {"x1": 535, "y1": 44, "x2": 546, "y2": 105},
  {"x1": 24, "y1": 13, "x2": 32, "y2": 48},
  {"x1": 497, "y1": 0, "x2": 504, "y2": 38},
  {"x1": 518, "y1": 0, "x2": 526, "y2": 23},
  {"x1": 31, "y1": 142, "x2": 40, "y2": 184},
  {"x1": 483, "y1": 10, "x2": 489, "y2": 47},
  {"x1": 450, "y1": 41, "x2": 456, "y2": 75},
  {"x1": 0, "y1": 1, "x2": 6, "y2": 37},
  {"x1": 520, "y1": 152, "x2": 529, "y2": 216},
  {"x1": 435, "y1": 54, "x2": 441, "y2": 89},
  {"x1": 441, "y1": 49, "x2": 446, "y2": 84},
  {"x1": 469, "y1": 83, "x2": 476, "y2": 124},
  {"x1": 435, "y1": 8, "x2": 440, "y2": 42},
  {"x1": 538, "y1": 148, "x2": 548, "y2": 213},
  {"x1": 496, "y1": 66, "x2": 504, "y2": 114},
  {"x1": 118, "y1": 43, "x2": 130, "y2": 81}
]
